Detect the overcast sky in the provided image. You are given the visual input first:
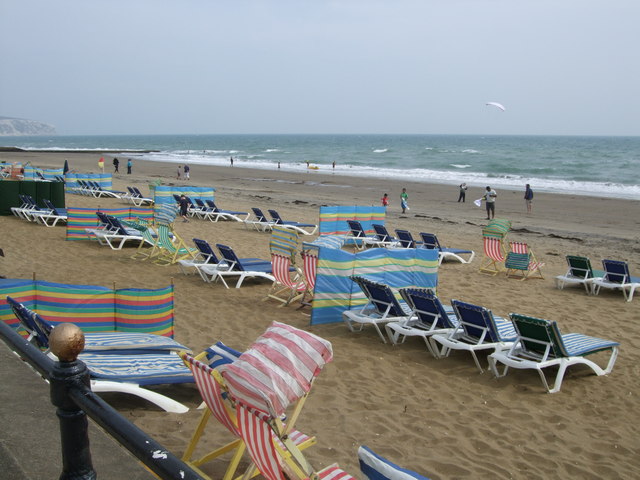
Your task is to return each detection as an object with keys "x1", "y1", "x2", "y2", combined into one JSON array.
[{"x1": 1, "y1": 0, "x2": 638, "y2": 136}]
